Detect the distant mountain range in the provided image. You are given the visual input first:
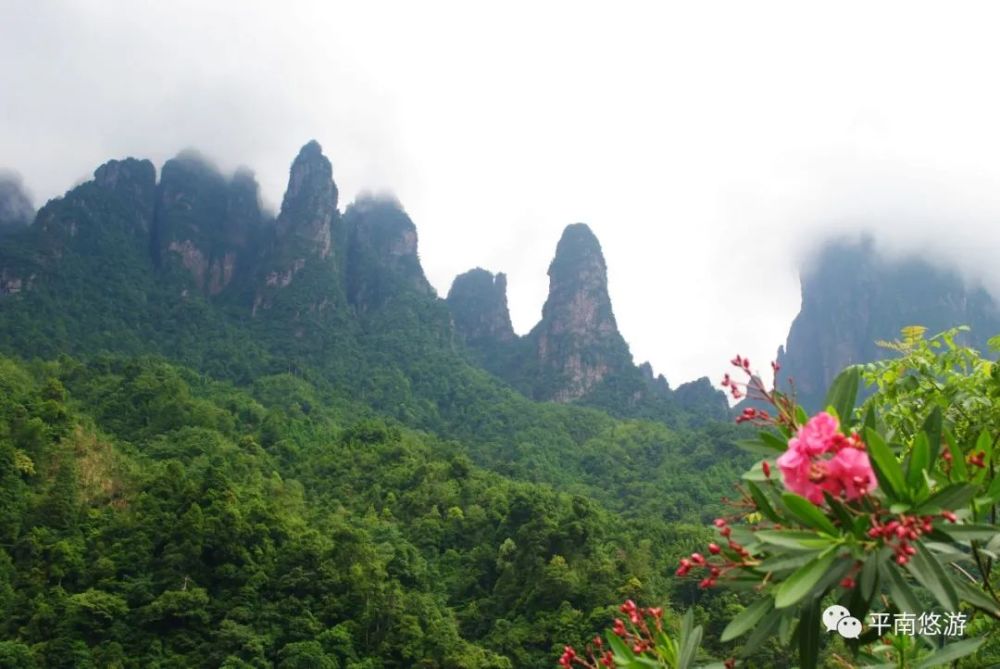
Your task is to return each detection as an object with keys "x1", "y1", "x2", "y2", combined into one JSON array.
[
  {"x1": 2, "y1": 141, "x2": 997, "y2": 423},
  {"x1": 0, "y1": 141, "x2": 729, "y2": 427}
]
